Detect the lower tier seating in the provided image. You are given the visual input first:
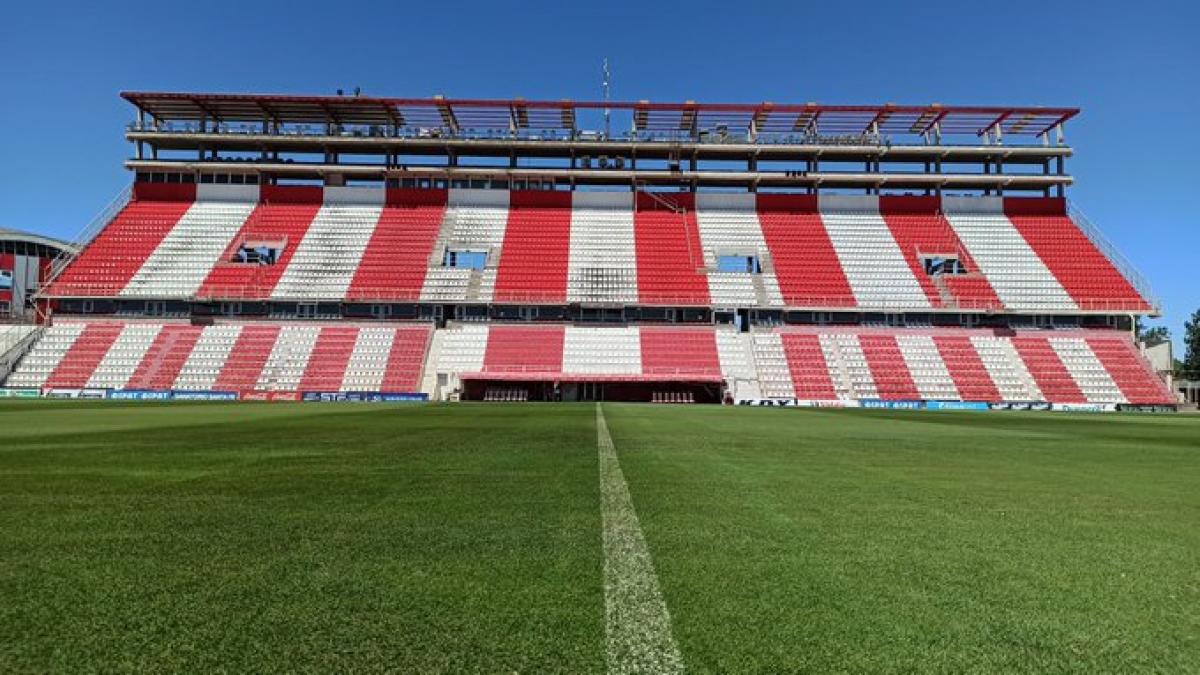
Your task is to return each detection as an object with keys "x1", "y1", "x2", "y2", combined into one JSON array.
[
  {"x1": 752, "y1": 326, "x2": 1173, "y2": 405},
  {"x1": 3, "y1": 321, "x2": 1171, "y2": 406},
  {"x1": 4, "y1": 320, "x2": 432, "y2": 394}
]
